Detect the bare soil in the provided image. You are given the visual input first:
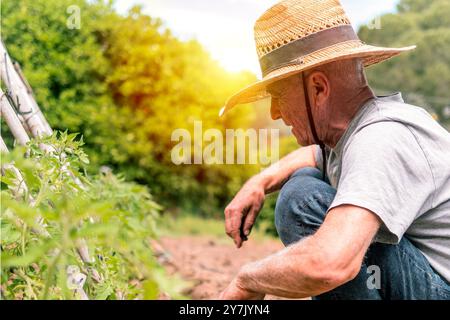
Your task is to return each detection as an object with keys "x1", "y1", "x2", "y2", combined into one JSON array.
[{"x1": 157, "y1": 236, "x2": 293, "y2": 300}]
